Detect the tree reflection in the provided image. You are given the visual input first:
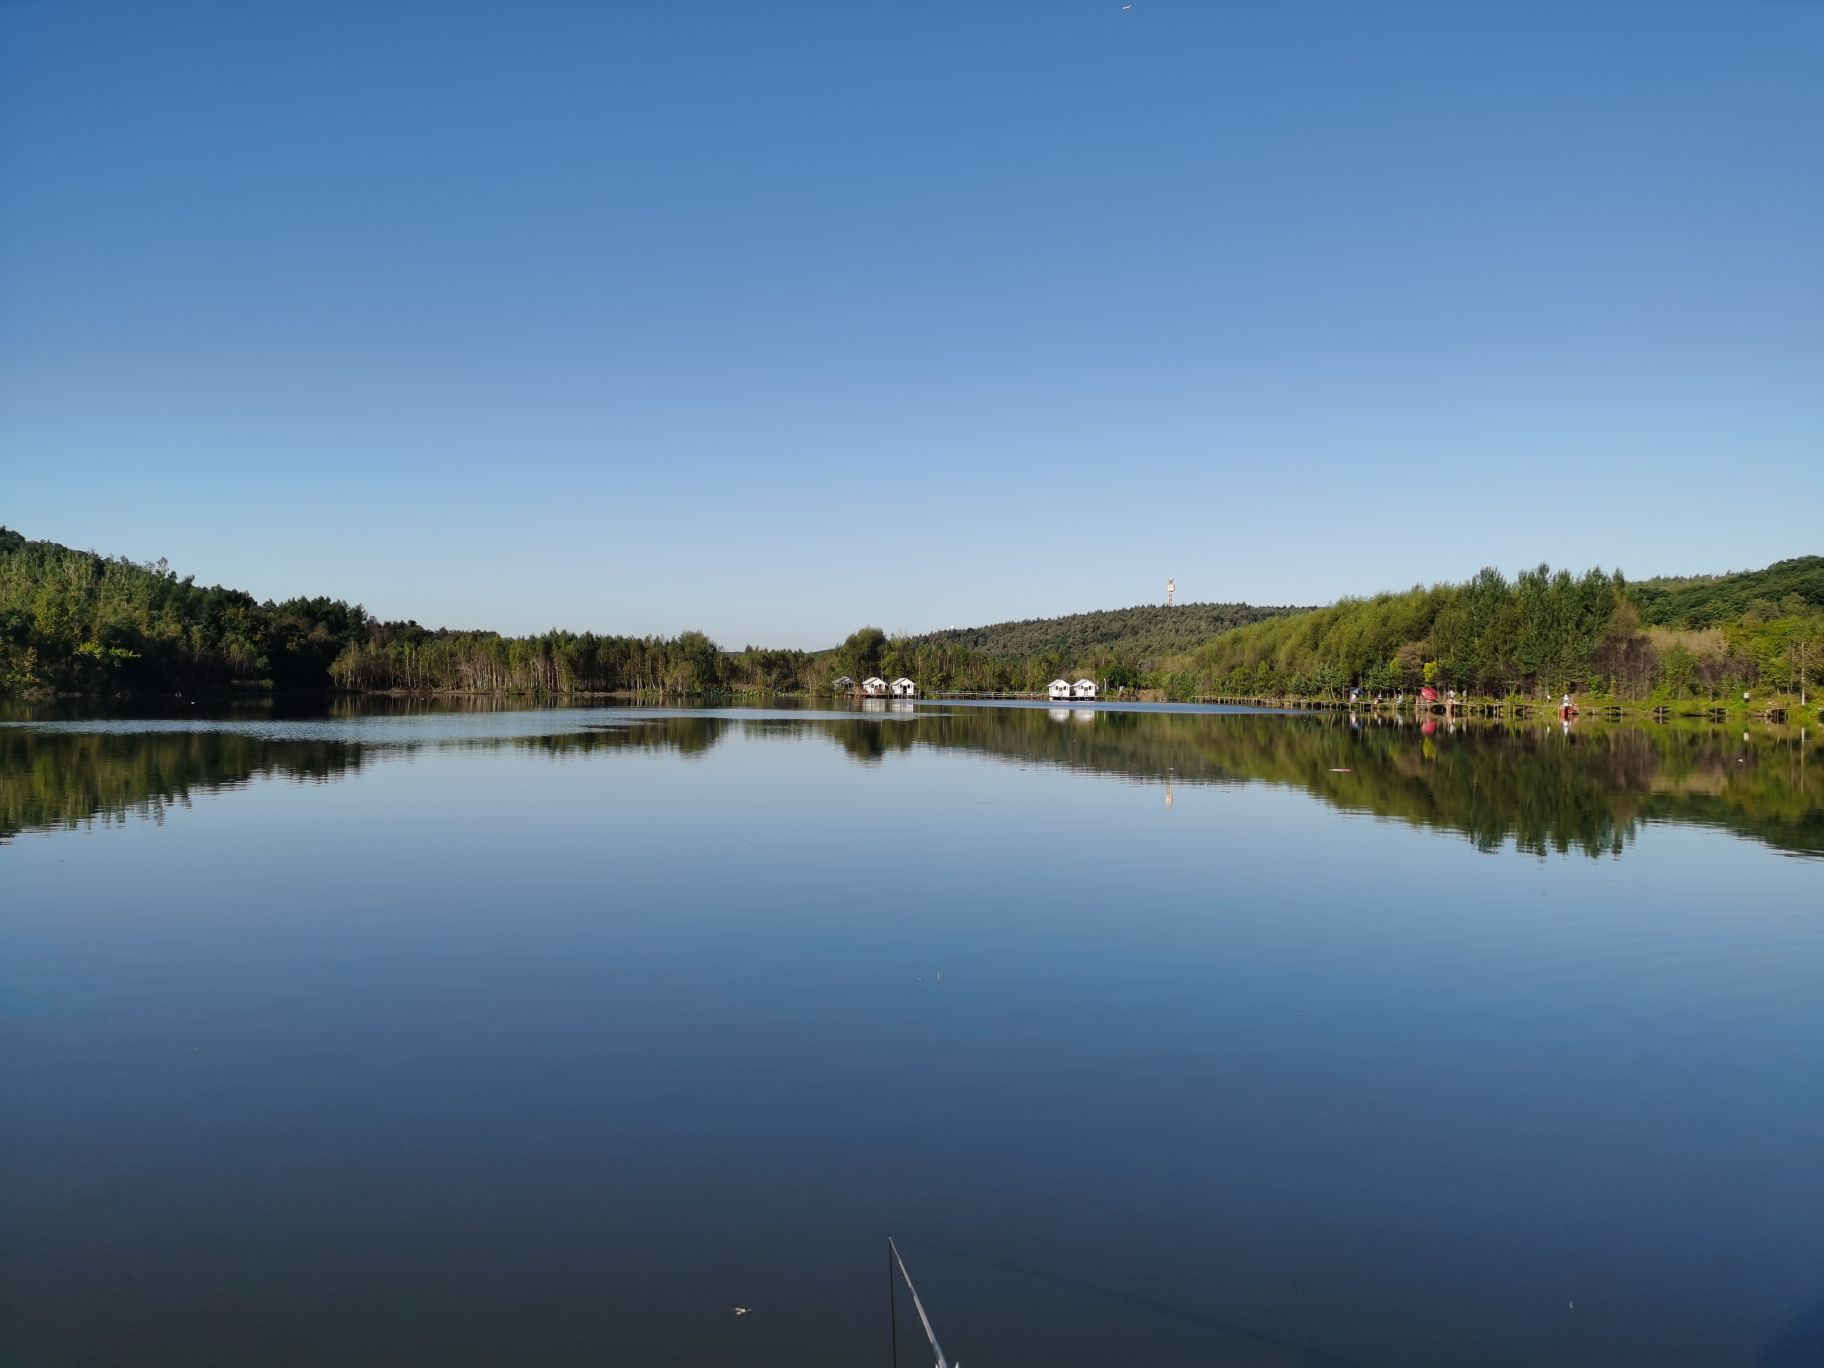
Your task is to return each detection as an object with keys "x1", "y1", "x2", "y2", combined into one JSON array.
[{"x1": 4, "y1": 708, "x2": 1818, "y2": 859}]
